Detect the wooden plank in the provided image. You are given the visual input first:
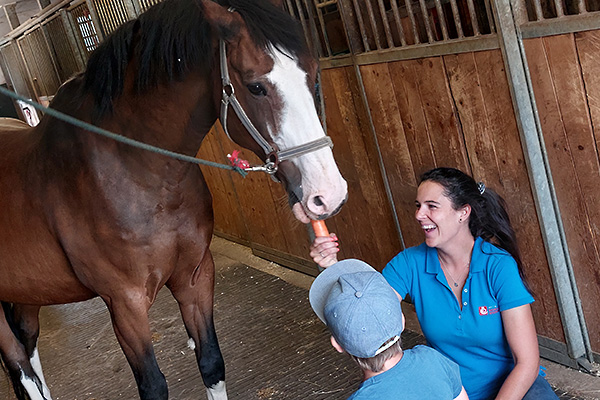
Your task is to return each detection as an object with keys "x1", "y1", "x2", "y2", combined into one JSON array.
[
  {"x1": 320, "y1": 66, "x2": 402, "y2": 270},
  {"x1": 415, "y1": 57, "x2": 469, "y2": 171},
  {"x1": 227, "y1": 146, "x2": 290, "y2": 252},
  {"x1": 359, "y1": 62, "x2": 422, "y2": 249},
  {"x1": 577, "y1": 30, "x2": 600, "y2": 170},
  {"x1": 525, "y1": 35, "x2": 600, "y2": 352},
  {"x1": 197, "y1": 124, "x2": 247, "y2": 242},
  {"x1": 445, "y1": 50, "x2": 564, "y2": 342},
  {"x1": 384, "y1": 57, "x2": 469, "y2": 247},
  {"x1": 545, "y1": 33, "x2": 600, "y2": 353}
]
